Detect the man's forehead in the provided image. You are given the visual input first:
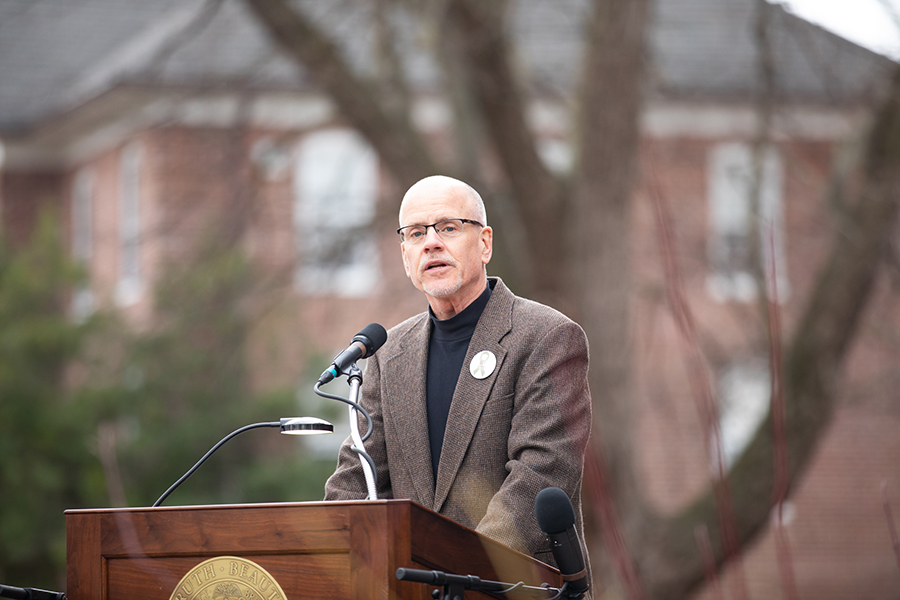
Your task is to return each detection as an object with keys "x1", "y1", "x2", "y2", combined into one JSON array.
[{"x1": 400, "y1": 184, "x2": 472, "y2": 223}]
